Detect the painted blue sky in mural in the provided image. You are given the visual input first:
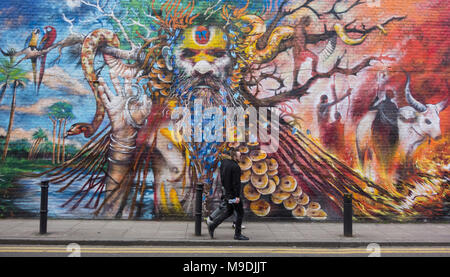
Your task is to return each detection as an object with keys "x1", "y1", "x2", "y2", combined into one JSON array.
[{"x1": 0, "y1": 0, "x2": 116, "y2": 145}]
